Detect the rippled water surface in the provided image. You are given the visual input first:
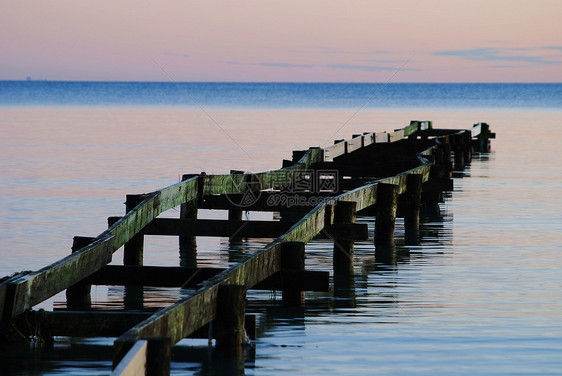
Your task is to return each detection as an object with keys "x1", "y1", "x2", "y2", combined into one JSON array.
[{"x1": 1, "y1": 87, "x2": 561, "y2": 374}]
